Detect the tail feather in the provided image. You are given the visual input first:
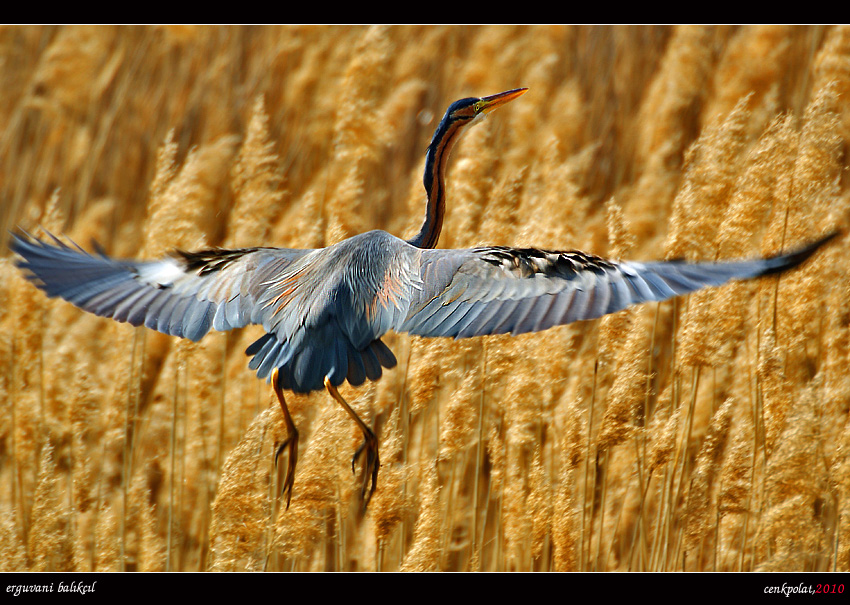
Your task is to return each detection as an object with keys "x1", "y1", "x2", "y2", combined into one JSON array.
[{"x1": 245, "y1": 327, "x2": 397, "y2": 393}]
